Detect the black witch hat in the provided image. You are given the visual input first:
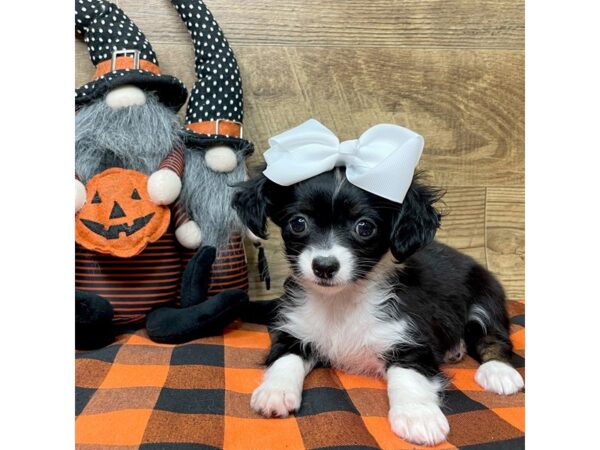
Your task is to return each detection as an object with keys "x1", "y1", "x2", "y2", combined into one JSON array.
[
  {"x1": 171, "y1": 0, "x2": 254, "y2": 156},
  {"x1": 75, "y1": 0, "x2": 188, "y2": 111}
]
